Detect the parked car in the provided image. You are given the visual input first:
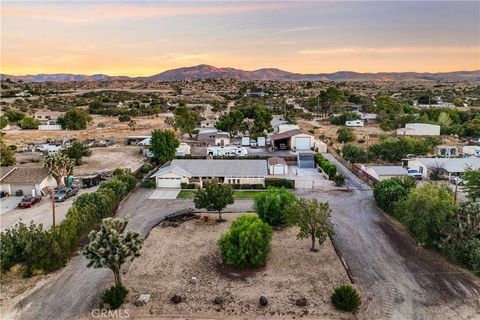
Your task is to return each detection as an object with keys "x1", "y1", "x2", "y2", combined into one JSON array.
[
  {"x1": 407, "y1": 168, "x2": 423, "y2": 180},
  {"x1": 18, "y1": 196, "x2": 41, "y2": 208},
  {"x1": 54, "y1": 187, "x2": 79, "y2": 202},
  {"x1": 450, "y1": 176, "x2": 464, "y2": 186}
]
